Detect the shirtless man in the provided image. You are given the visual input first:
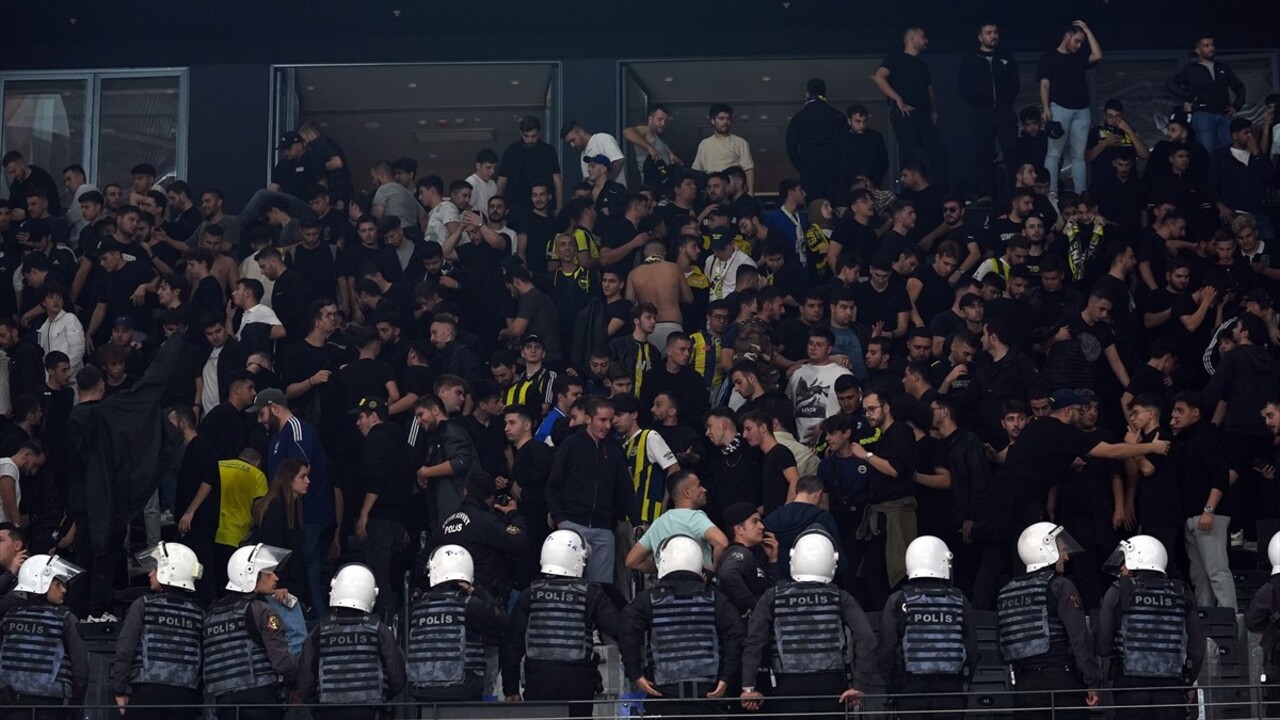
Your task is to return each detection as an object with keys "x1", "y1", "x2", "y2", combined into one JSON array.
[
  {"x1": 198, "y1": 226, "x2": 239, "y2": 297},
  {"x1": 625, "y1": 237, "x2": 691, "y2": 350}
]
